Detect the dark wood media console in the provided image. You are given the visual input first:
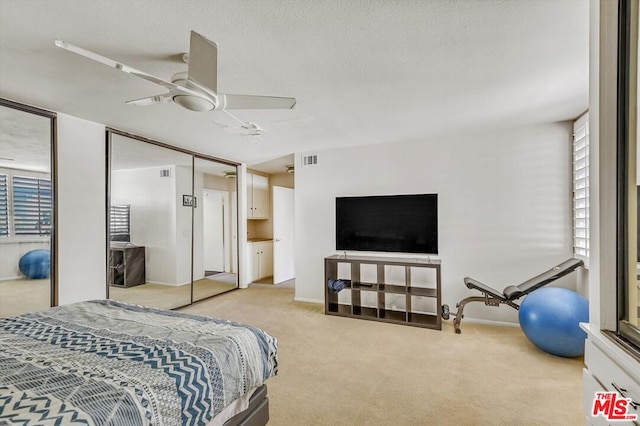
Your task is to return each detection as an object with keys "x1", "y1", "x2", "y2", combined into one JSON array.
[{"x1": 324, "y1": 254, "x2": 442, "y2": 330}]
